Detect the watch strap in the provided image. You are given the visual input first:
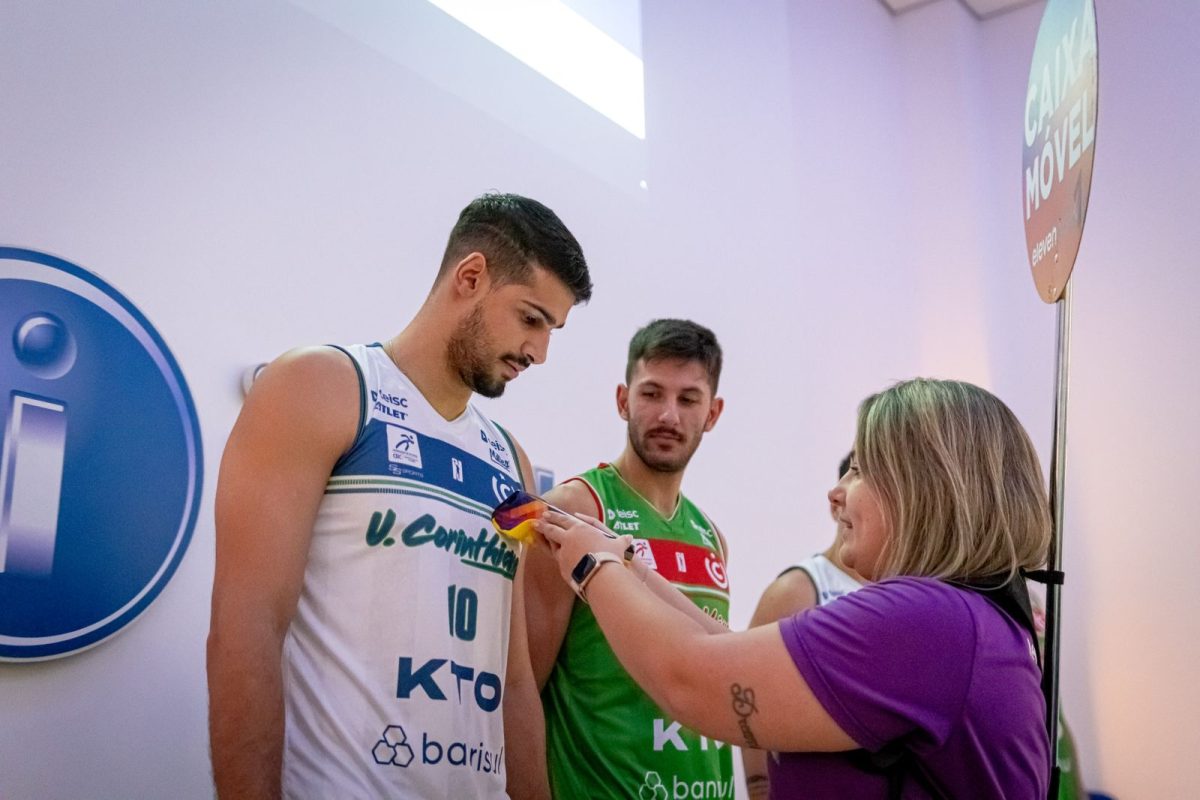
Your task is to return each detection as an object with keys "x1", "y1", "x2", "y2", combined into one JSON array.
[{"x1": 572, "y1": 551, "x2": 624, "y2": 603}]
